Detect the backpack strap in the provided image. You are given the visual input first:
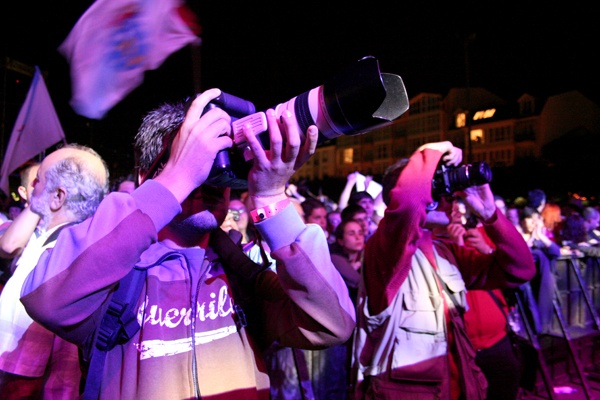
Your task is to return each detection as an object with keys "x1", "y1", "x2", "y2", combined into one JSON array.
[
  {"x1": 83, "y1": 266, "x2": 147, "y2": 400},
  {"x1": 83, "y1": 229, "x2": 268, "y2": 399}
]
